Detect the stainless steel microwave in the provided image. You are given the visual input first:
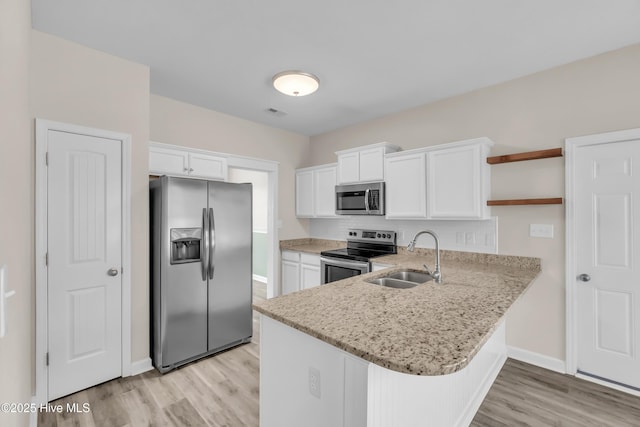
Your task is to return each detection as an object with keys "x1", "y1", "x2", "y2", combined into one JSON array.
[{"x1": 335, "y1": 182, "x2": 385, "y2": 215}]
